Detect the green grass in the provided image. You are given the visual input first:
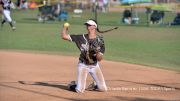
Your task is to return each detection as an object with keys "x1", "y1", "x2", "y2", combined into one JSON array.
[
  {"x1": 0, "y1": 9, "x2": 180, "y2": 71},
  {"x1": 104, "y1": 26, "x2": 180, "y2": 70}
]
